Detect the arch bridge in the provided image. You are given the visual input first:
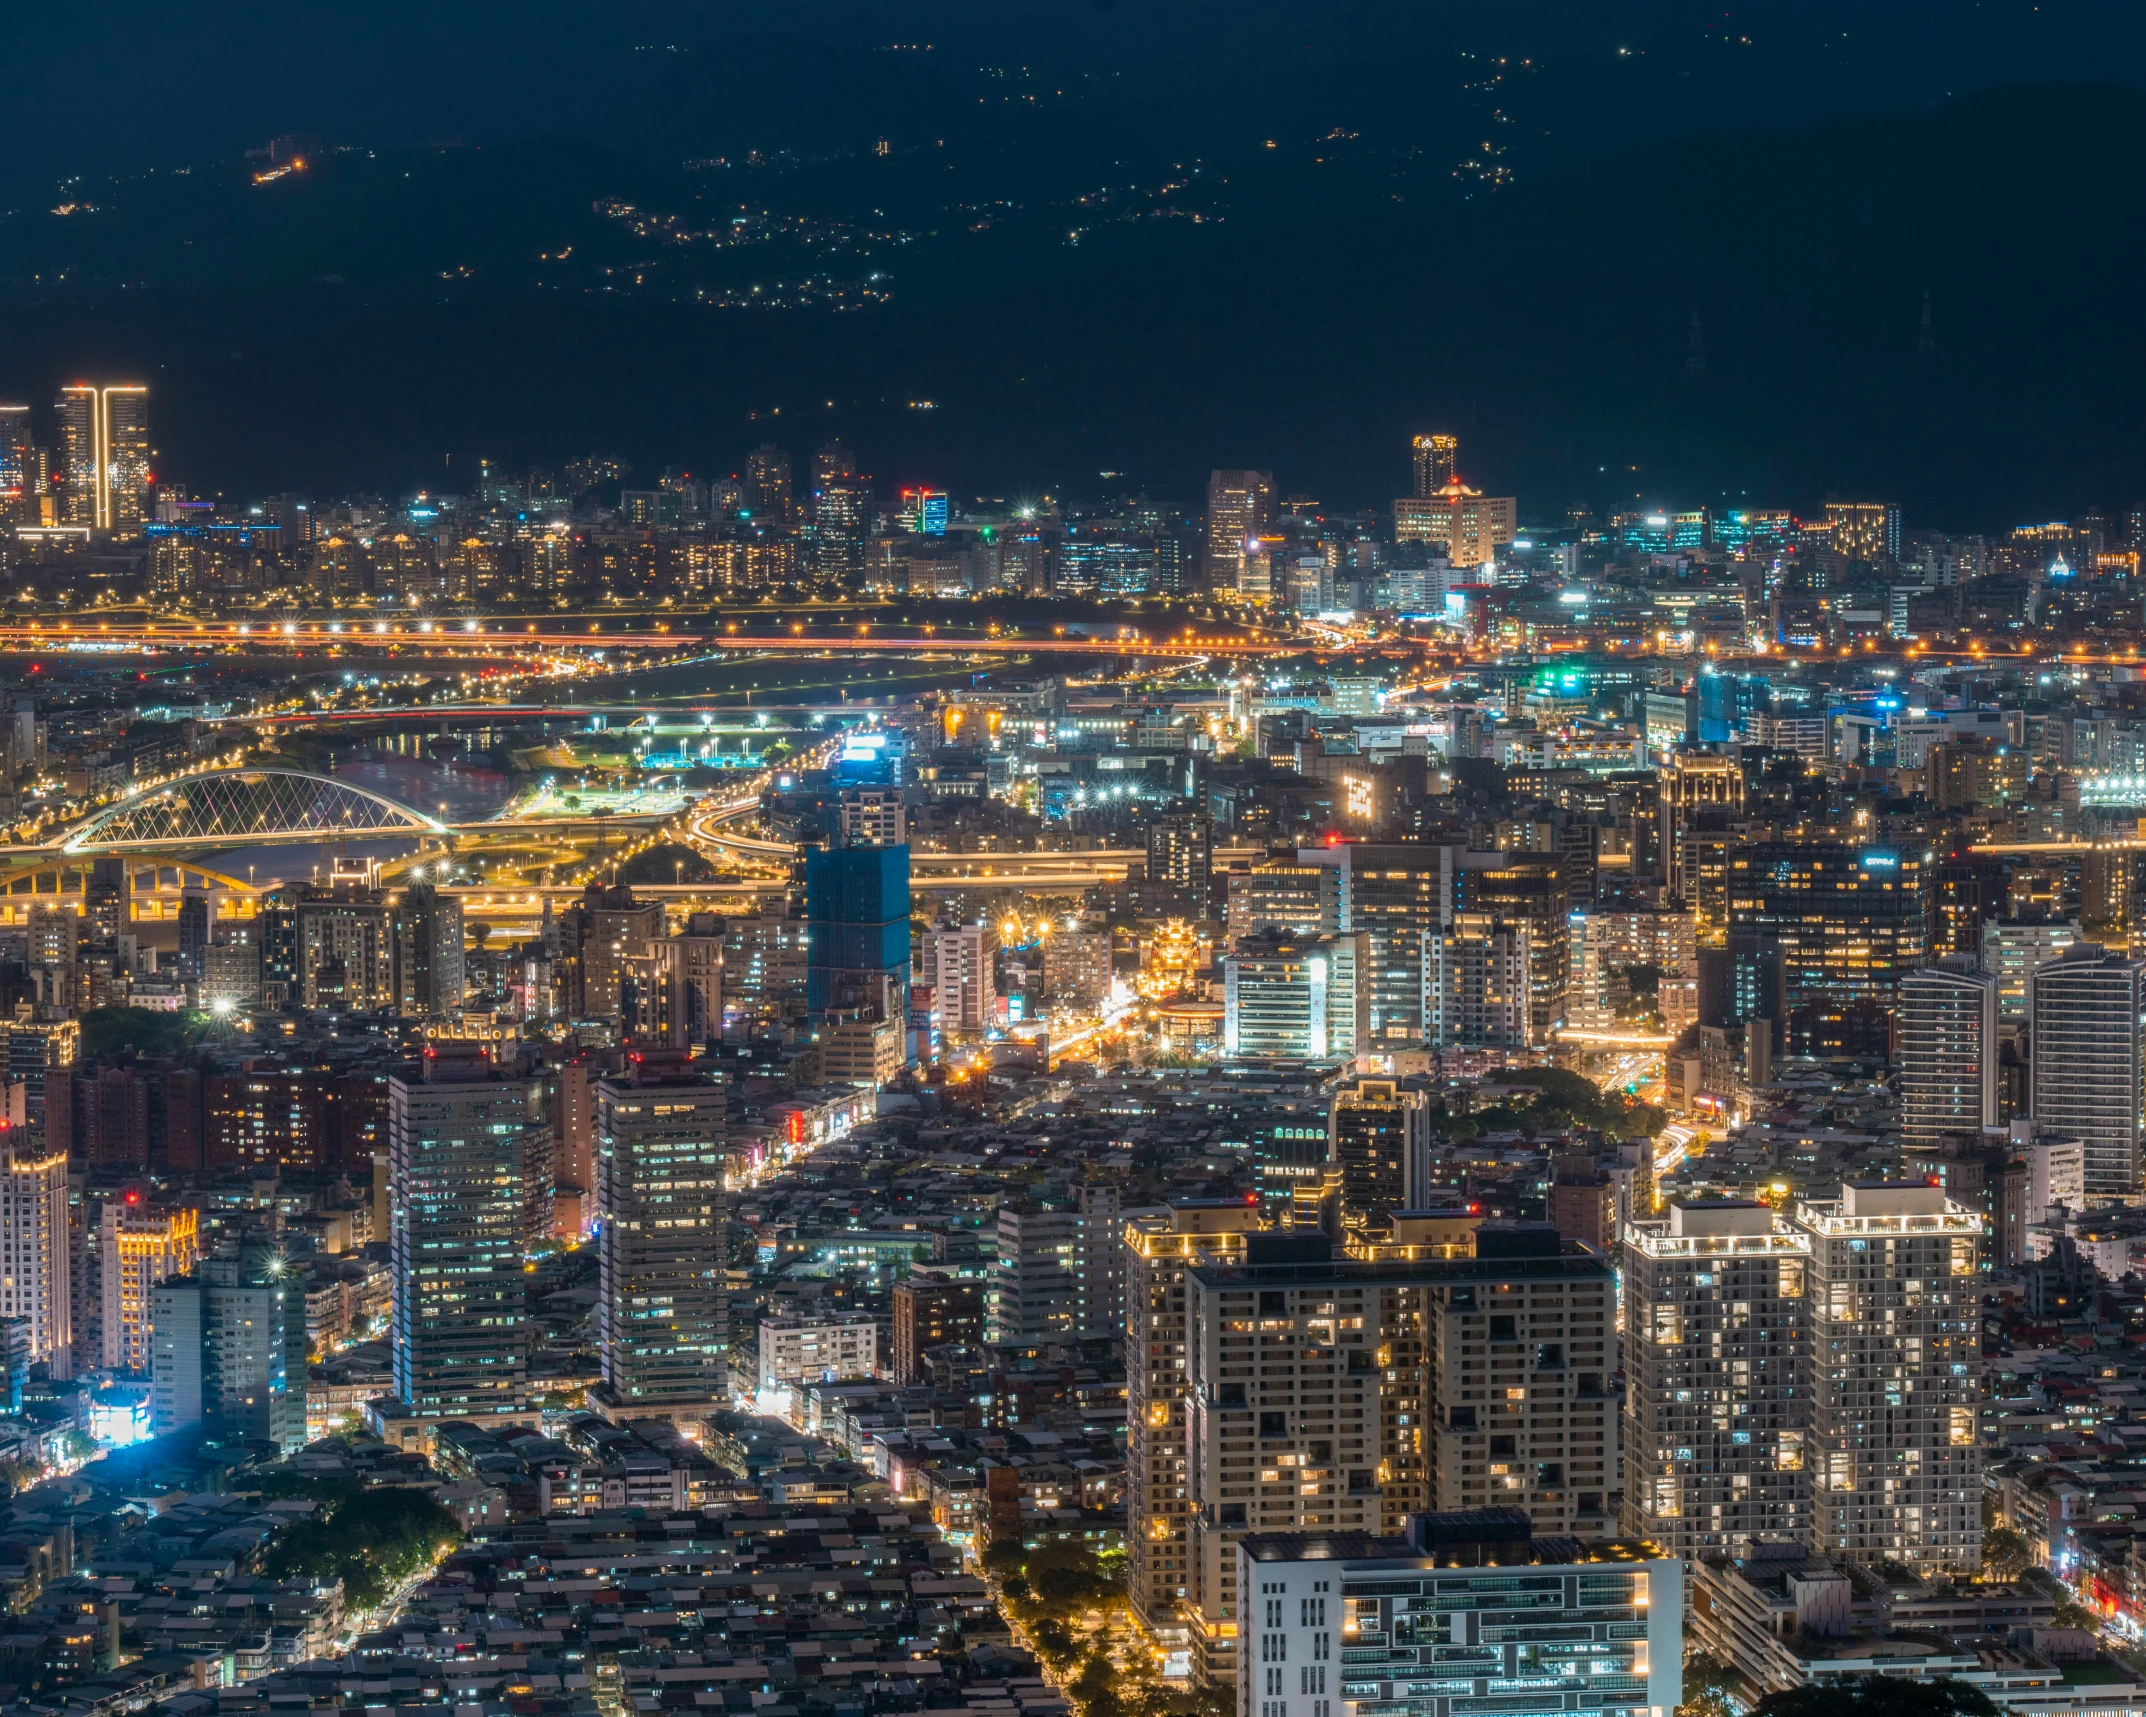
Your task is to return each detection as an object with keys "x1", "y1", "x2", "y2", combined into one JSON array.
[
  {"x1": 0, "y1": 857, "x2": 262, "y2": 929},
  {"x1": 56, "y1": 768, "x2": 450, "y2": 855}
]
